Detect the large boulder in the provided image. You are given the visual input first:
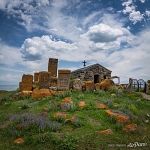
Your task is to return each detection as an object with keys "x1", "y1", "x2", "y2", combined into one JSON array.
[{"x1": 99, "y1": 79, "x2": 114, "y2": 90}]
